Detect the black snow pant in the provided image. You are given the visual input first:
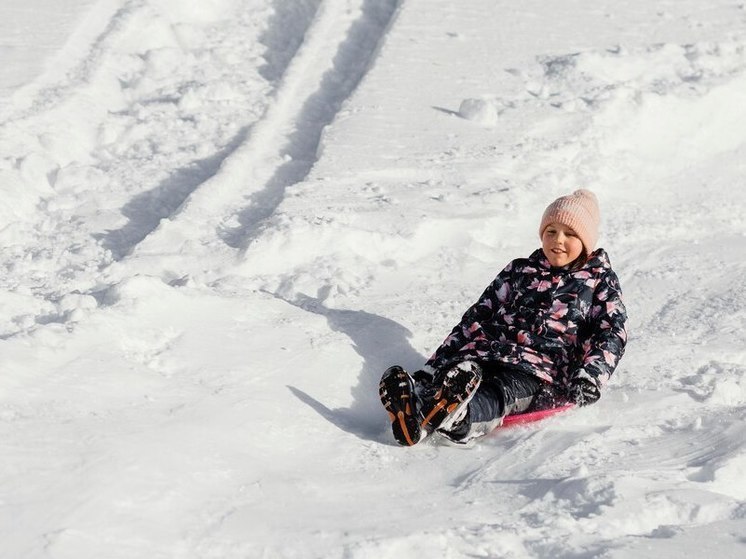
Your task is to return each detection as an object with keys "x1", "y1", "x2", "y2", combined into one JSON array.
[{"x1": 444, "y1": 361, "x2": 545, "y2": 442}]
